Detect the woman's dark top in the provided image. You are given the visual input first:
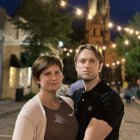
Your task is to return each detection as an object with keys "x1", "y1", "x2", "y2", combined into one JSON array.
[{"x1": 43, "y1": 98, "x2": 78, "y2": 140}]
